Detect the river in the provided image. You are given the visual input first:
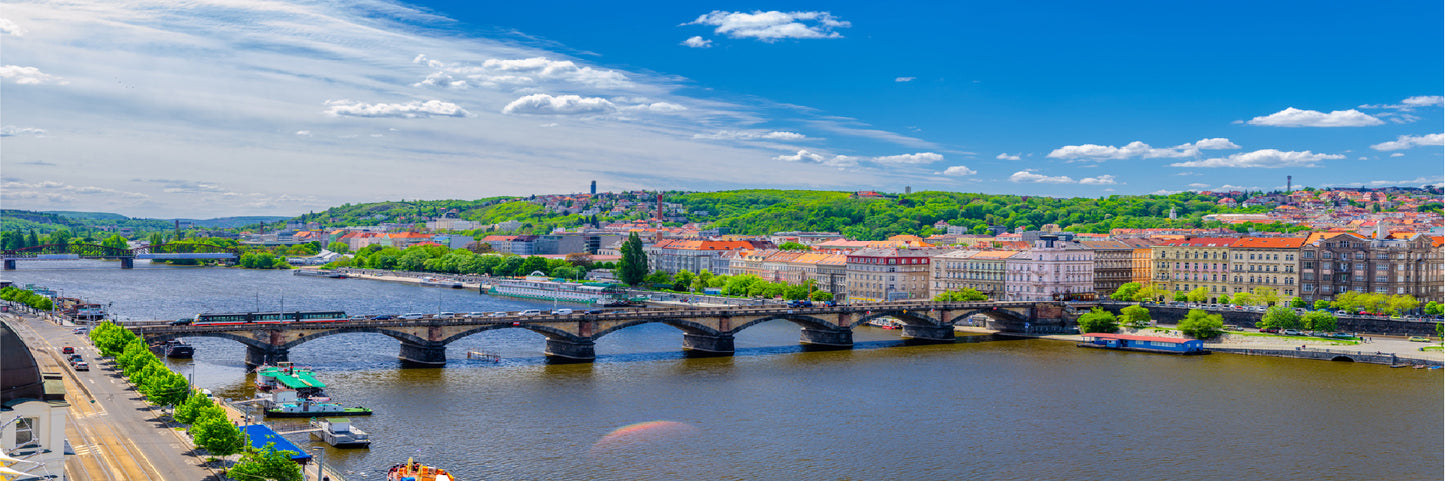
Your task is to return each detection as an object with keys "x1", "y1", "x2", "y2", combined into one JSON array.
[{"x1": 5, "y1": 261, "x2": 1442, "y2": 480}]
